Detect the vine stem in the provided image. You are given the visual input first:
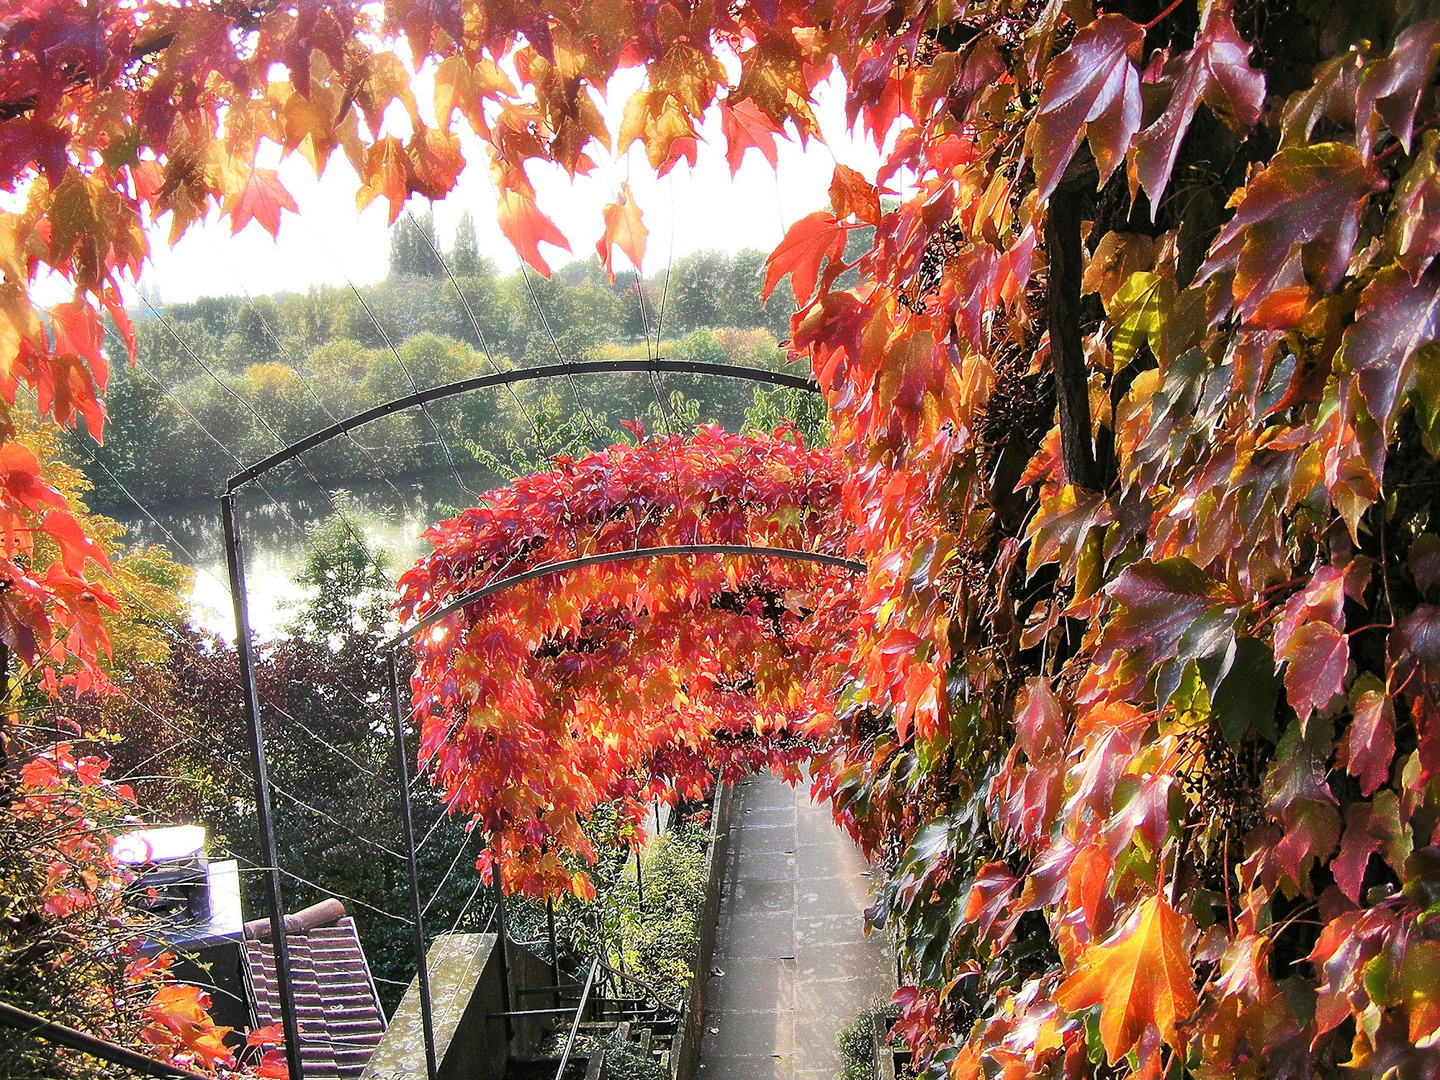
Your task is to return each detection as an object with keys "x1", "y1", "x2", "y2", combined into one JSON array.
[{"x1": 1142, "y1": 0, "x2": 1187, "y2": 31}]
